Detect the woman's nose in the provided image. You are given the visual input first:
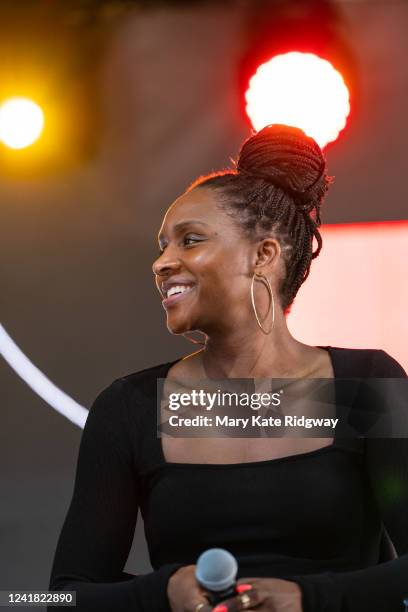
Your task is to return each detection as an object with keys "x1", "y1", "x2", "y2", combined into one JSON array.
[{"x1": 151, "y1": 251, "x2": 179, "y2": 276}]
